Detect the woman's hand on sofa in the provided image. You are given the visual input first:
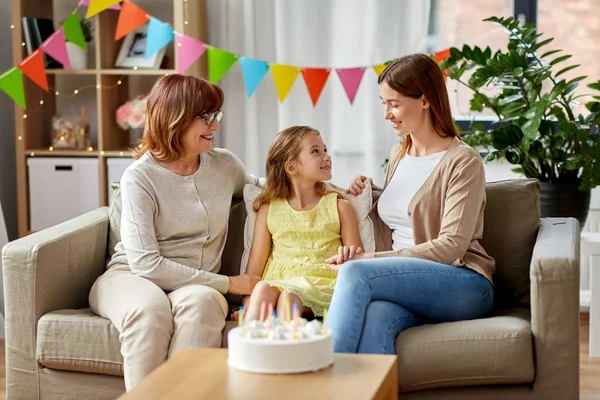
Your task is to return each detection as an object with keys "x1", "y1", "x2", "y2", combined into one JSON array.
[
  {"x1": 228, "y1": 274, "x2": 261, "y2": 295},
  {"x1": 347, "y1": 175, "x2": 373, "y2": 196},
  {"x1": 326, "y1": 245, "x2": 374, "y2": 270}
]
